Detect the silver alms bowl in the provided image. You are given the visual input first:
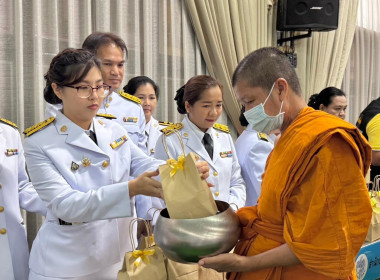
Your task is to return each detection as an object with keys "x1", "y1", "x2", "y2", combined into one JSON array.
[{"x1": 153, "y1": 200, "x2": 241, "y2": 263}]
